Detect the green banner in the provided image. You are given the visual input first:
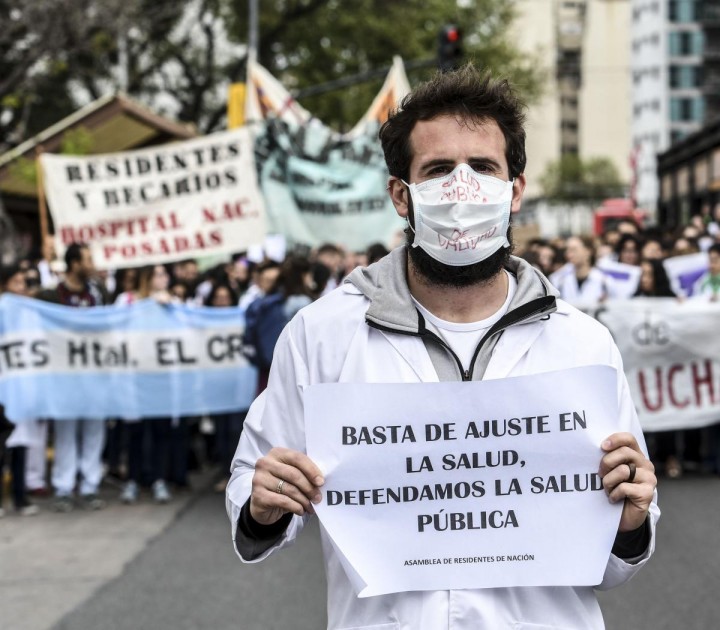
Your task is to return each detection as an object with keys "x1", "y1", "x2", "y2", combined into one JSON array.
[{"x1": 256, "y1": 119, "x2": 403, "y2": 251}]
